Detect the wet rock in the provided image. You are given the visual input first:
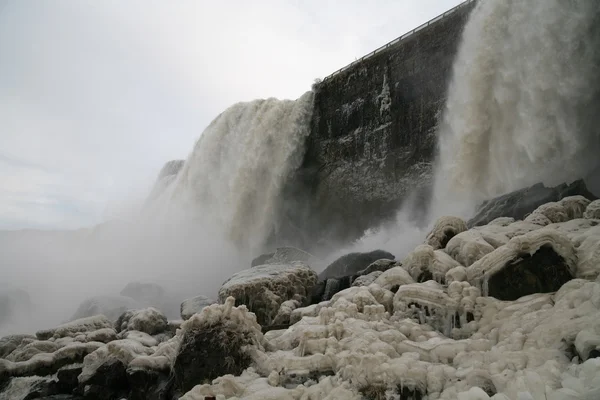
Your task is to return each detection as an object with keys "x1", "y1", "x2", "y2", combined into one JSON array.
[
  {"x1": 56, "y1": 364, "x2": 82, "y2": 394},
  {"x1": 488, "y1": 245, "x2": 573, "y2": 301},
  {"x1": 468, "y1": 180, "x2": 598, "y2": 228},
  {"x1": 80, "y1": 359, "x2": 128, "y2": 400},
  {"x1": 318, "y1": 250, "x2": 395, "y2": 280},
  {"x1": 356, "y1": 259, "x2": 398, "y2": 276},
  {"x1": 127, "y1": 367, "x2": 171, "y2": 400}
]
